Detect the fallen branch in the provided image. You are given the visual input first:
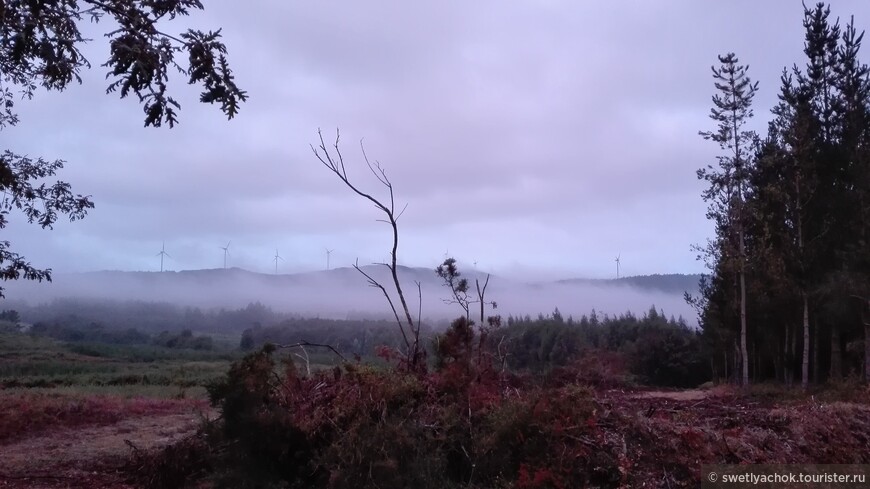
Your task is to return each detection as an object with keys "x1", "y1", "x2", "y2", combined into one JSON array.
[{"x1": 274, "y1": 340, "x2": 348, "y2": 363}]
